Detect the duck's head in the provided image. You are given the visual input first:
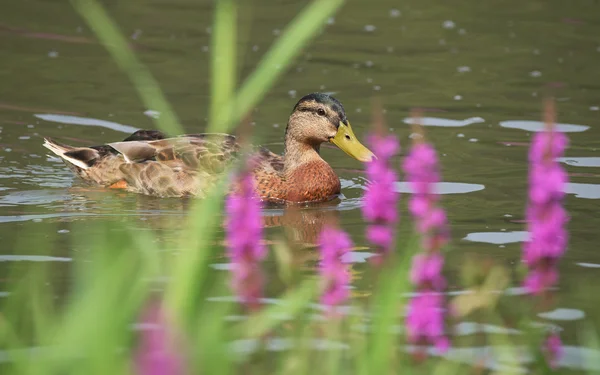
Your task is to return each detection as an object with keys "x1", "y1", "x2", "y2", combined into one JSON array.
[{"x1": 286, "y1": 93, "x2": 375, "y2": 162}]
